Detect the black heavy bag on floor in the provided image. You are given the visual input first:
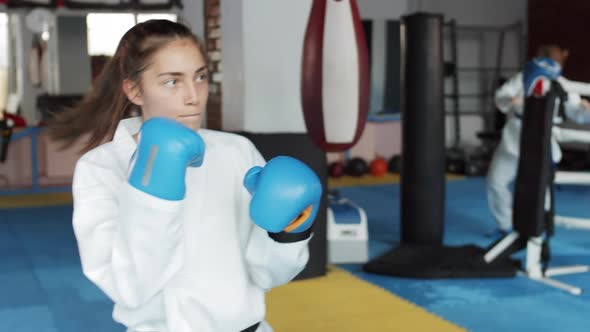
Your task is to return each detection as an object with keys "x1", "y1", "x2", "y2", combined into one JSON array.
[
  {"x1": 363, "y1": 13, "x2": 518, "y2": 278},
  {"x1": 365, "y1": 243, "x2": 519, "y2": 278},
  {"x1": 399, "y1": 13, "x2": 446, "y2": 245},
  {"x1": 513, "y1": 87, "x2": 558, "y2": 238}
]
